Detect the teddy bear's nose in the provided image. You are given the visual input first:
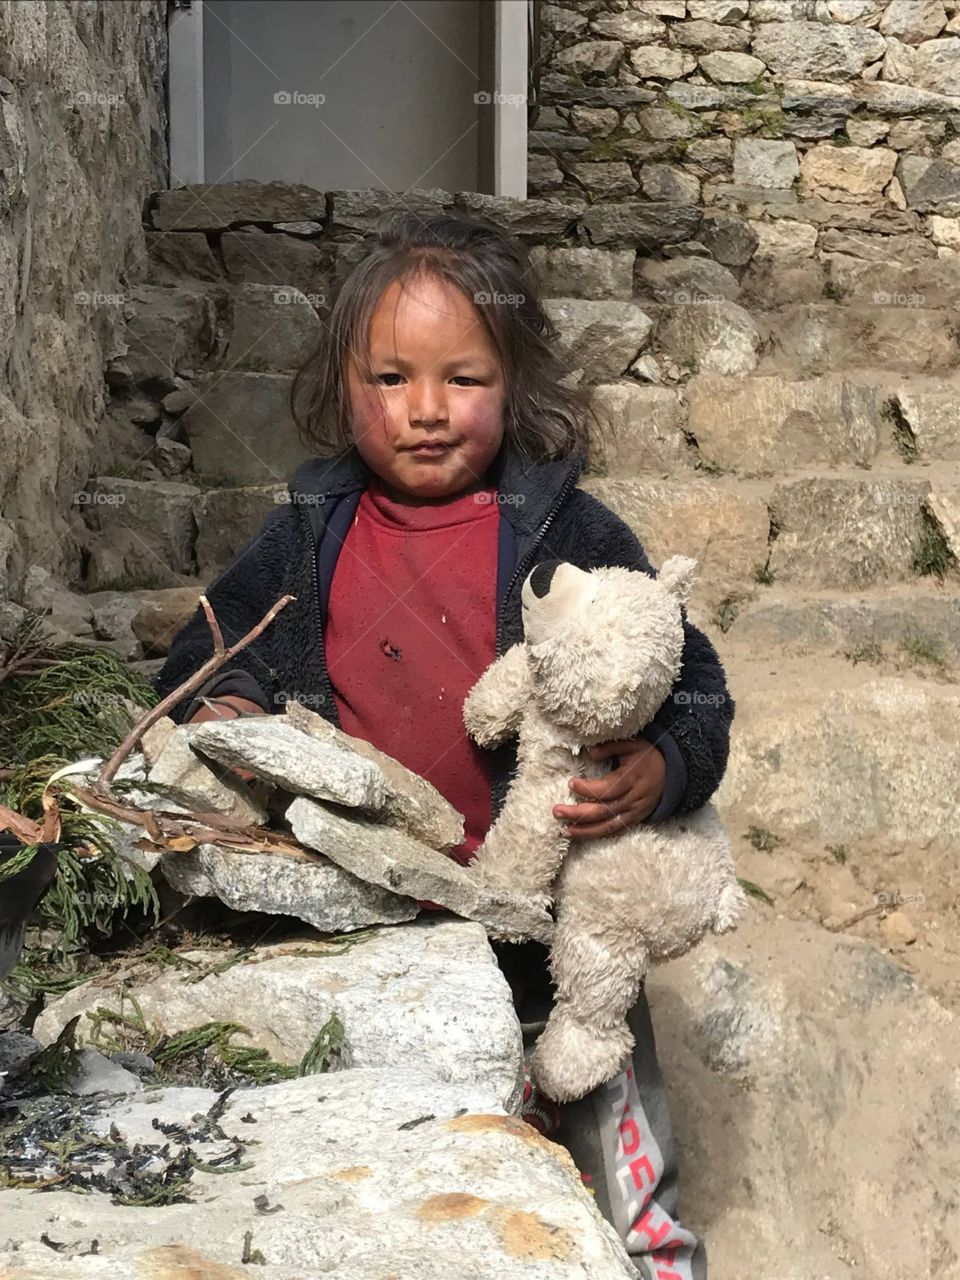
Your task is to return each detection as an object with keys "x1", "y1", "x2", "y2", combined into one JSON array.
[{"x1": 529, "y1": 559, "x2": 563, "y2": 599}]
